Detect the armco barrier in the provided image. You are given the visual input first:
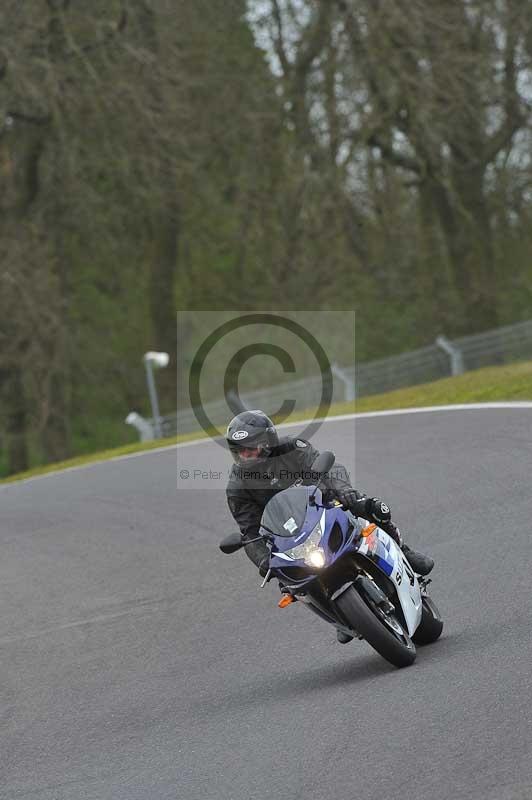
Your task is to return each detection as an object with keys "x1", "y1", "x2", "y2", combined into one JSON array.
[{"x1": 126, "y1": 318, "x2": 532, "y2": 440}]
